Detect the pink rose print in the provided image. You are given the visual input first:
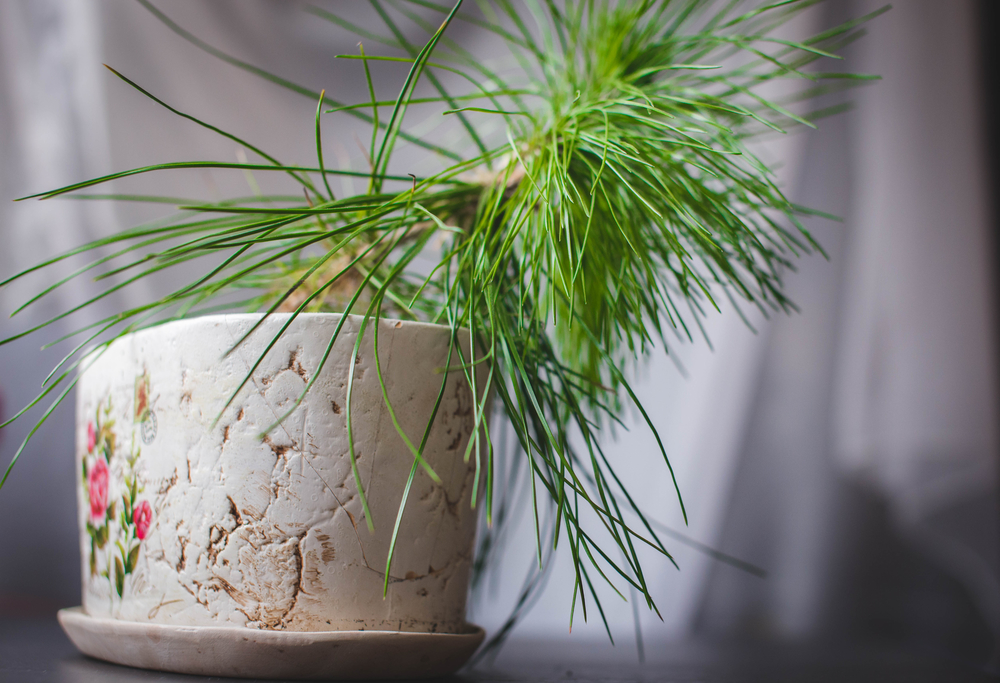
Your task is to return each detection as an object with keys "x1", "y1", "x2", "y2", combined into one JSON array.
[
  {"x1": 87, "y1": 422, "x2": 96, "y2": 453},
  {"x1": 133, "y1": 500, "x2": 152, "y2": 540},
  {"x1": 88, "y1": 459, "x2": 109, "y2": 521}
]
